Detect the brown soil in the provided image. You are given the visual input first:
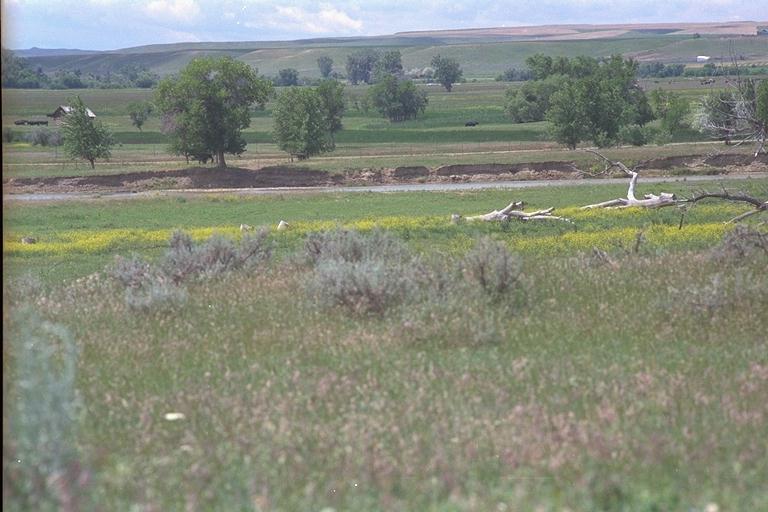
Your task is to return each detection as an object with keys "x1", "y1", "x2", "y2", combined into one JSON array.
[{"x1": 4, "y1": 154, "x2": 767, "y2": 195}]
